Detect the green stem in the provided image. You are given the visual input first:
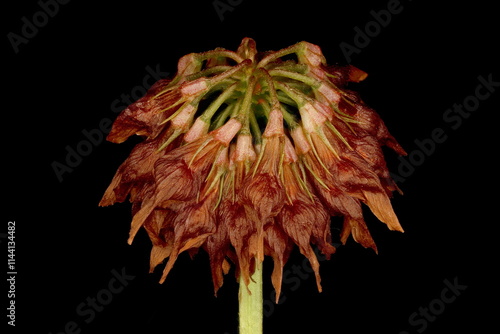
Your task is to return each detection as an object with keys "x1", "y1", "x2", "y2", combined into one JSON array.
[
  {"x1": 235, "y1": 76, "x2": 257, "y2": 128},
  {"x1": 269, "y1": 68, "x2": 320, "y2": 88},
  {"x1": 280, "y1": 105, "x2": 299, "y2": 129},
  {"x1": 184, "y1": 65, "x2": 233, "y2": 82},
  {"x1": 255, "y1": 69, "x2": 281, "y2": 113},
  {"x1": 274, "y1": 81, "x2": 312, "y2": 108},
  {"x1": 249, "y1": 111, "x2": 262, "y2": 145},
  {"x1": 239, "y1": 260, "x2": 263, "y2": 334},
  {"x1": 257, "y1": 42, "x2": 303, "y2": 68},
  {"x1": 199, "y1": 82, "x2": 239, "y2": 122},
  {"x1": 198, "y1": 49, "x2": 245, "y2": 63},
  {"x1": 212, "y1": 103, "x2": 235, "y2": 130},
  {"x1": 208, "y1": 59, "x2": 251, "y2": 87}
]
